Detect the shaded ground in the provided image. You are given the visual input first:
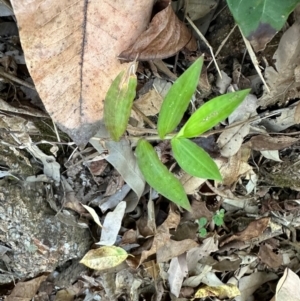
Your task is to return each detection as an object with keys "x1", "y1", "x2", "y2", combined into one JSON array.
[{"x1": 1, "y1": 1, "x2": 300, "y2": 301}]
